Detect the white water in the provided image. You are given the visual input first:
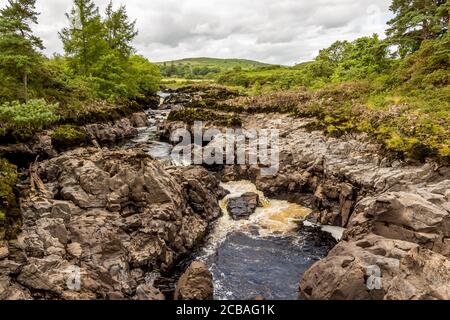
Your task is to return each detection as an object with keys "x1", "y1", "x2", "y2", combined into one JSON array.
[
  {"x1": 197, "y1": 180, "x2": 312, "y2": 260},
  {"x1": 194, "y1": 180, "x2": 343, "y2": 300}
]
